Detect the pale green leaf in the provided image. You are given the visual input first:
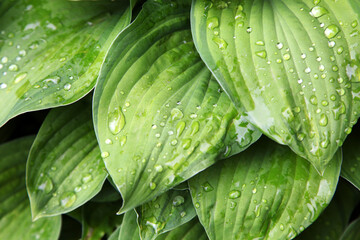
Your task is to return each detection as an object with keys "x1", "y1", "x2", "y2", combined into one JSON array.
[
  {"x1": 93, "y1": 0, "x2": 260, "y2": 213},
  {"x1": 0, "y1": 0, "x2": 131, "y2": 127},
  {"x1": 26, "y1": 98, "x2": 107, "y2": 219},
  {"x1": 189, "y1": 137, "x2": 341, "y2": 240},
  {"x1": 296, "y1": 179, "x2": 360, "y2": 240},
  {"x1": 191, "y1": 0, "x2": 360, "y2": 173},
  {"x1": 0, "y1": 136, "x2": 61, "y2": 240},
  {"x1": 136, "y1": 188, "x2": 196, "y2": 240}
]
